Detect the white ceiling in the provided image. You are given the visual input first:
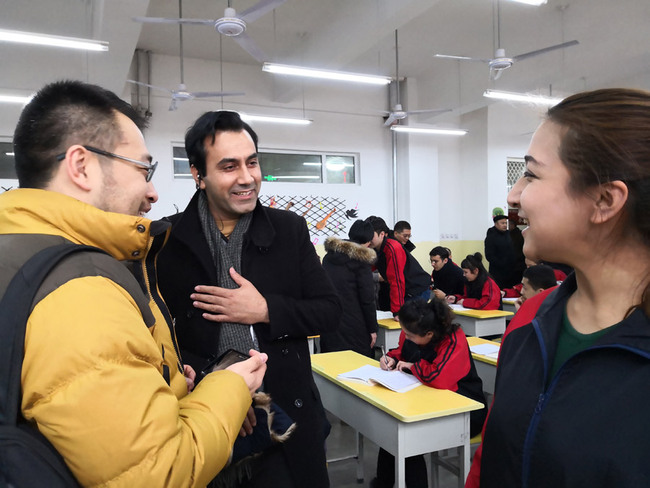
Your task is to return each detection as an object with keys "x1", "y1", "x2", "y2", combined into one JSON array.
[{"x1": 1, "y1": 0, "x2": 650, "y2": 119}]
